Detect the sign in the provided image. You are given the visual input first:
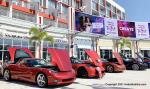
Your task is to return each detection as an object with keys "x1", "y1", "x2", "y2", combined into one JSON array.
[
  {"x1": 135, "y1": 22, "x2": 149, "y2": 39},
  {"x1": 104, "y1": 18, "x2": 118, "y2": 37},
  {"x1": 75, "y1": 12, "x2": 105, "y2": 34},
  {"x1": 118, "y1": 21, "x2": 136, "y2": 37},
  {"x1": 148, "y1": 23, "x2": 150, "y2": 38}
]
